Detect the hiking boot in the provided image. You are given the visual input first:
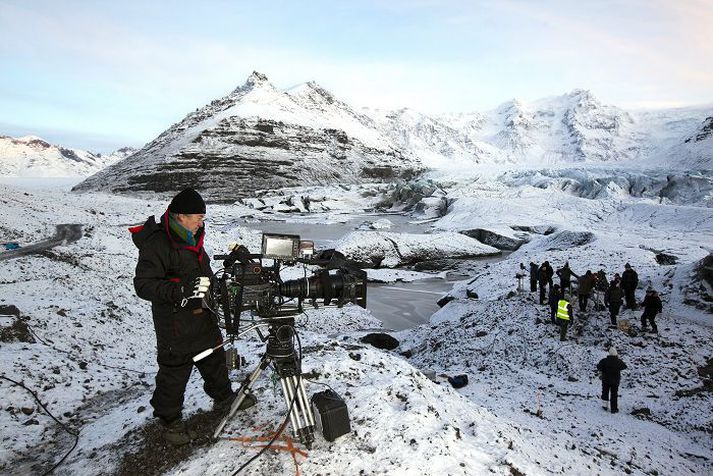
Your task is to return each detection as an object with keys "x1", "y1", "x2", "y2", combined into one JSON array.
[
  {"x1": 213, "y1": 391, "x2": 257, "y2": 413},
  {"x1": 162, "y1": 419, "x2": 197, "y2": 446}
]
